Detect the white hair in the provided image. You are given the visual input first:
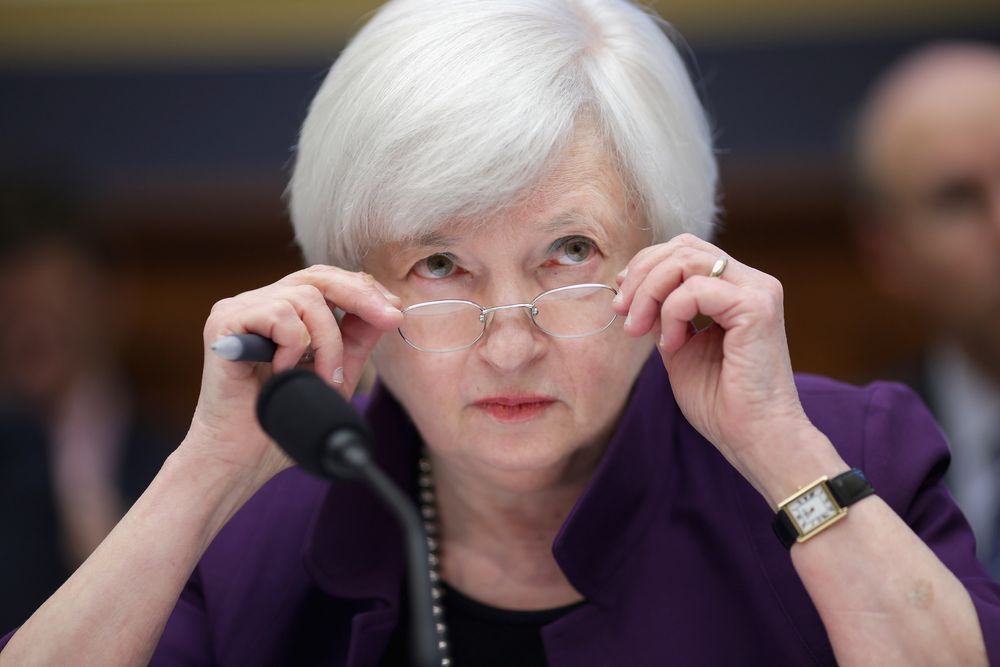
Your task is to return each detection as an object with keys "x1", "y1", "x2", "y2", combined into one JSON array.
[{"x1": 288, "y1": 0, "x2": 717, "y2": 270}]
